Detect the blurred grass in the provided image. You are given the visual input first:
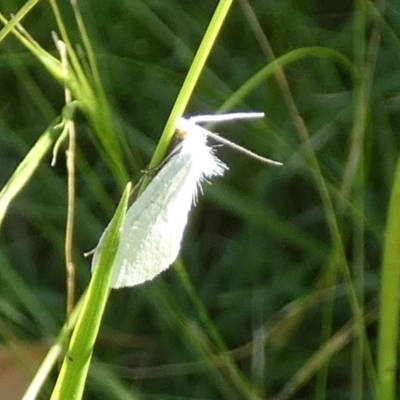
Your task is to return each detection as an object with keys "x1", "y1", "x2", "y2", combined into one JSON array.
[{"x1": 0, "y1": 0, "x2": 399, "y2": 399}]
